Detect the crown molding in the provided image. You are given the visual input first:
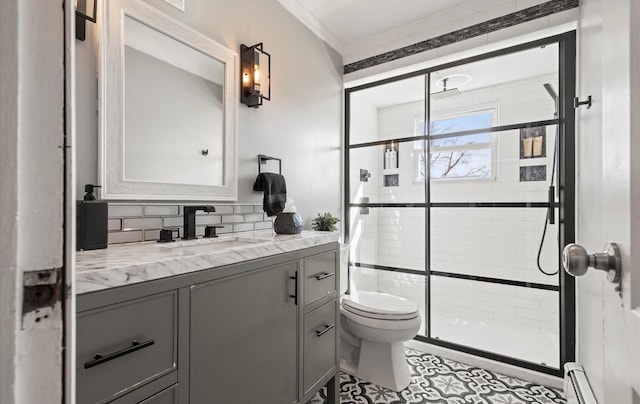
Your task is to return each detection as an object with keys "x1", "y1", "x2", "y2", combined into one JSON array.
[{"x1": 276, "y1": 0, "x2": 345, "y2": 54}]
